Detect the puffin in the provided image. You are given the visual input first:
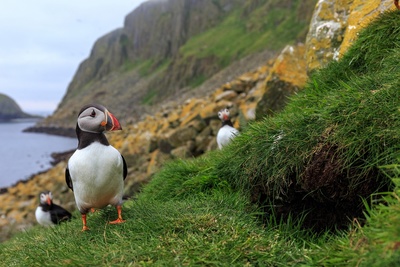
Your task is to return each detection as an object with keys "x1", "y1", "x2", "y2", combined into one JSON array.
[
  {"x1": 65, "y1": 104, "x2": 127, "y2": 231},
  {"x1": 216, "y1": 108, "x2": 239, "y2": 149},
  {"x1": 35, "y1": 191, "x2": 72, "y2": 226}
]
